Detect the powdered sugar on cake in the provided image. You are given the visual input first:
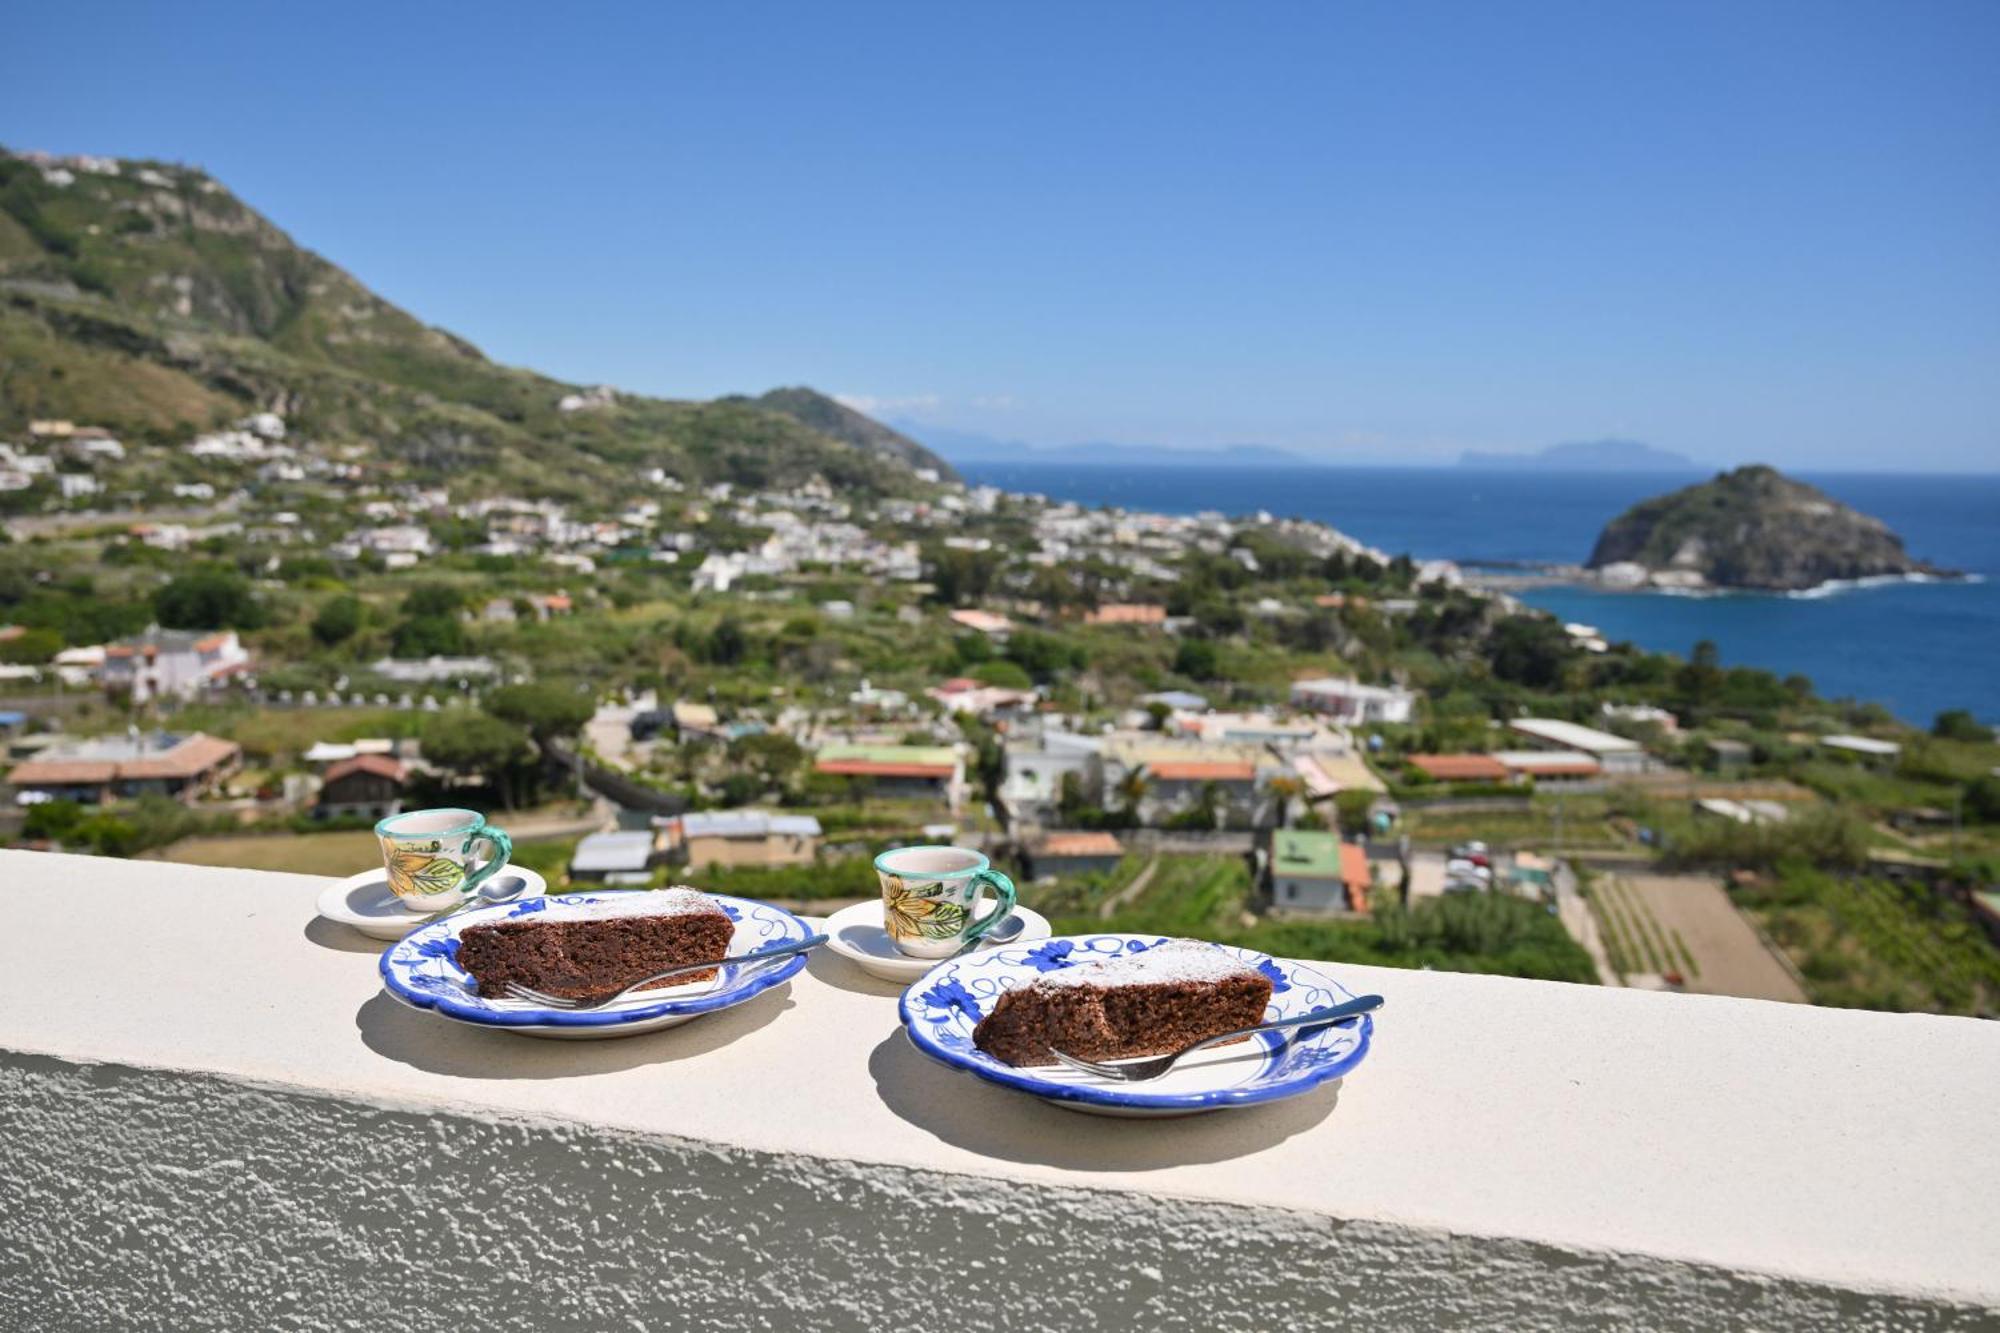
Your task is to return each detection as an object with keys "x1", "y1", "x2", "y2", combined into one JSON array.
[
  {"x1": 516, "y1": 887, "x2": 726, "y2": 924},
  {"x1": 1030, "y1": 939, "x2": 1259, "y2": 989}
]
